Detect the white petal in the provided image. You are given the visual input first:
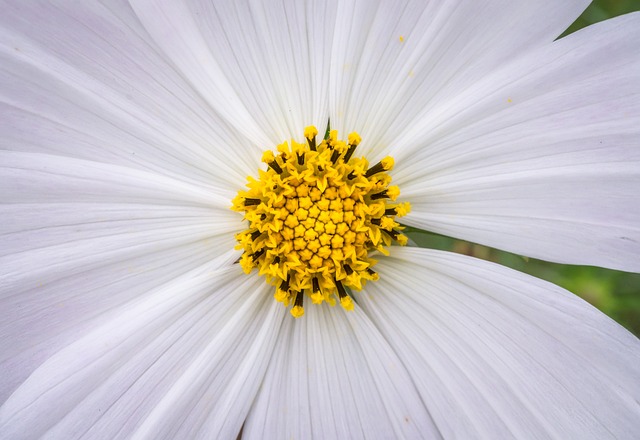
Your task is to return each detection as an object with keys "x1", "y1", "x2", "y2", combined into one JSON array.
[
  {"x1": 358, "y1": 247, "x2": 640, "y2": 439},
  {"x1": 395, "y1": 13, "x2": 640, "y2": 271},
  {"x1": 243, "y1": 302, "x2": 441, "y2": 439},
  {"x1": 0, "y1": 1, "x2": 261, "y2": 188},
  {"x1": 129, "y1": 0, "x2": 335, "y2": 144},
  {"x1": 0, "y1": 152, "x2": 240, "y2": 402},
  {"x1": 0, "y1": 152, "x2": 236, "y2": 293},
  {"x1": 329, "y1": 0, "x2": 588, "y2": 159},
  {"x1": 0, "y1": 266, "x2": 284, "y2": 440},
  {"x1": 0, "y1": 151, "x2": 233, "y2": 207}
]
